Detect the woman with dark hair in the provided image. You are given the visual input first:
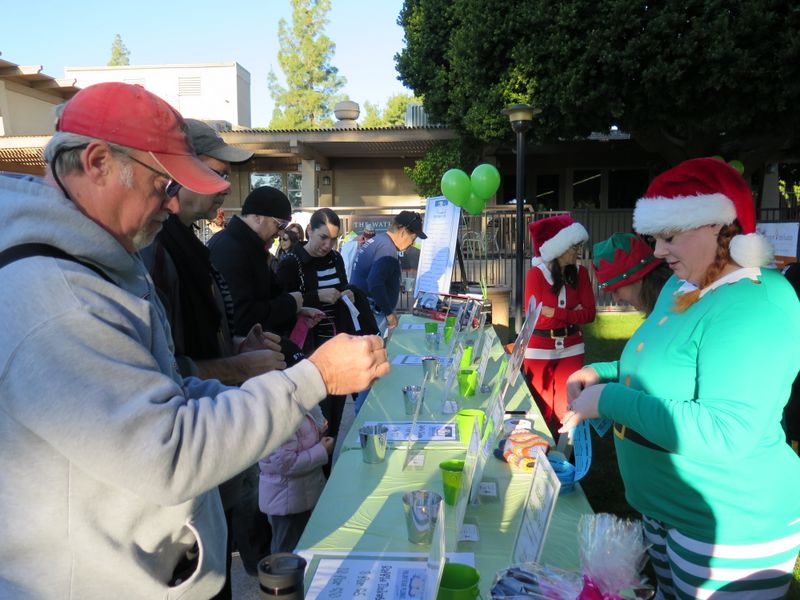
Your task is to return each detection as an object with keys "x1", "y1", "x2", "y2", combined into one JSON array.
[
  {"x1": 273, "y1": 228, "x2": 300, "y2": 272},
  {"x1": 592, "y1": 232, "x2": 671, "y2": 316},
  {"x1": 563, "y1": 158, "x2": 800, "y2": 598},
  {"x1": 522, "y1": 215, "x2": 596, "y2": 433},
  {"x1": 277, "y1": 208, "x2": 354, "y2": 455}
]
